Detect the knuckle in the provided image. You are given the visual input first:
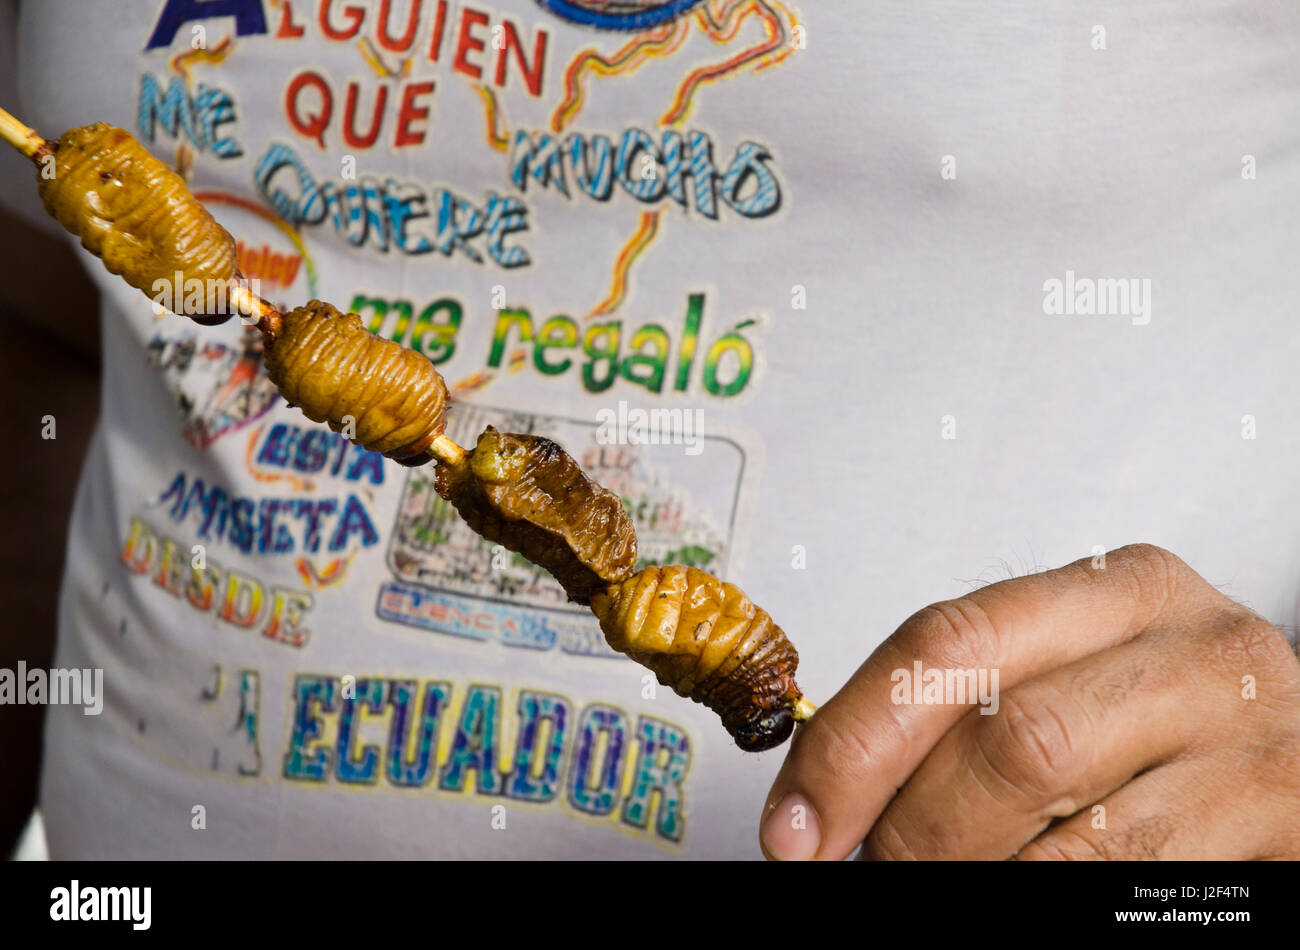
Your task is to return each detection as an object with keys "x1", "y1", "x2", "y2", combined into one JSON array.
[
  {"x1": 901, "y1": 598, "x2": 1001, "y2": 672},
  {"x1": 1110, "y1": 542, "x2": 1185, "y2": 611},
  {"x1": 1238, "y1": 718, "x2": 1300, "y2": 801},
  {"x1": 1018, "y1": 829, "x2": 1108, "y2": 861},
  {"x1": 861, "y1": 813, "x2": 925, "y2": 861},
  {"x1": 1023, "y1": 818, "x2": 1182, "y2": 861},
  {"x1": 1265, "y1": 736, "x2": 1300, "y2": 854},
  {"x1": 1114, "y1": 542, "x2": 1183, "y2": 575},
  {"x1": 974, "y1": 693, "x2": 1080, "y2": 798},
  {"x1": 1208, "y1": 612, "x2": 1300, "y2": 684},
  {"x1": 1108, "y1": 814, "x2": 1182, "y2": 859},
  {"x1": 790, "y1": 707, "x2": 877, "y2": 788}
]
